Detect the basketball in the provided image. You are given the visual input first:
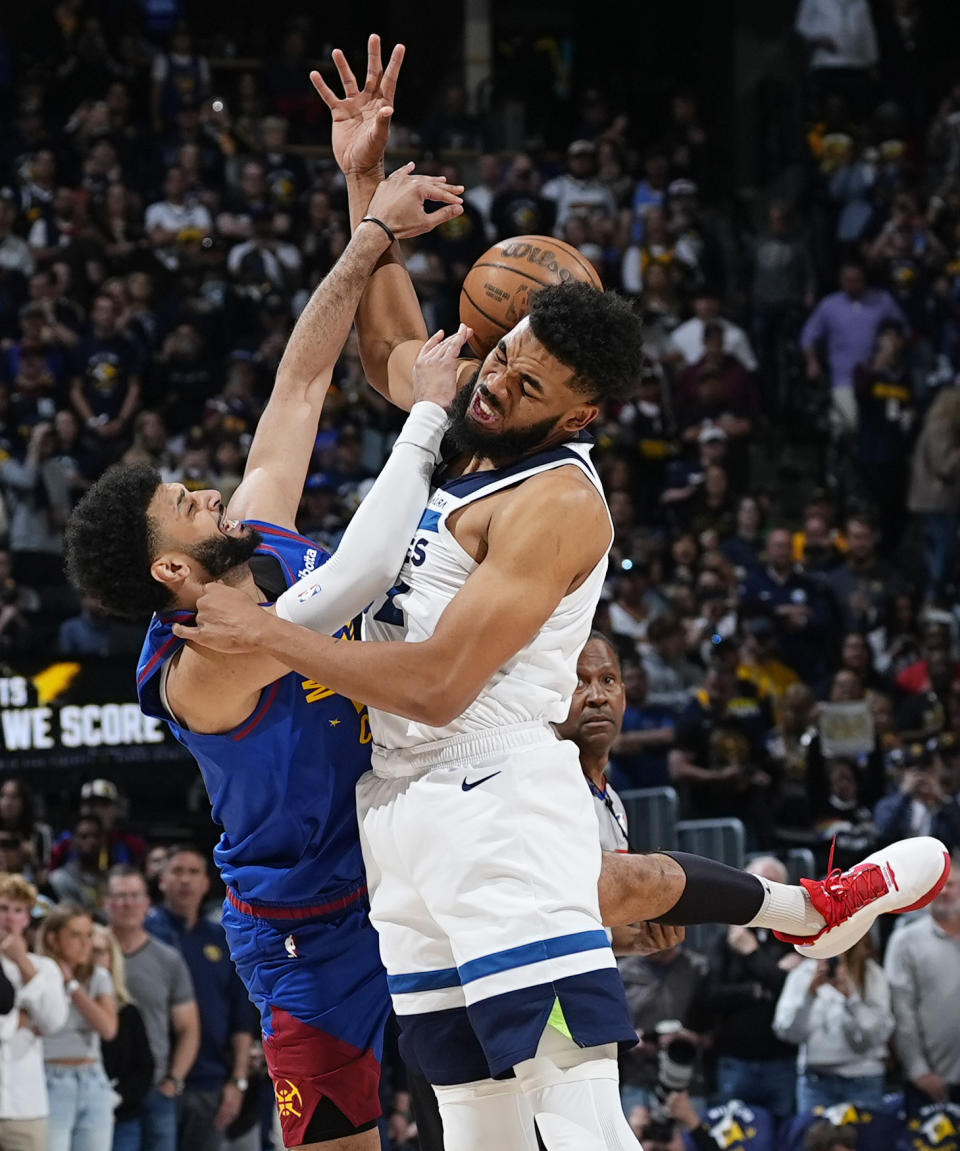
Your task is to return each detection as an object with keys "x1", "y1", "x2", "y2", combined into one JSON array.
[{"x1": 459, "y1": 234, "x2": 603, "y2": 357}]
